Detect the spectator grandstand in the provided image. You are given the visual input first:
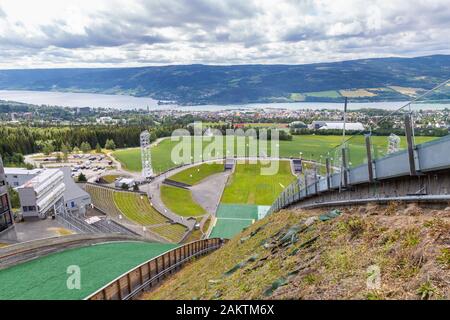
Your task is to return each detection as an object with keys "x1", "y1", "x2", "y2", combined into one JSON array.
[{"x1": 85, "y1": 184, "x2": 188, "y2": 243}]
